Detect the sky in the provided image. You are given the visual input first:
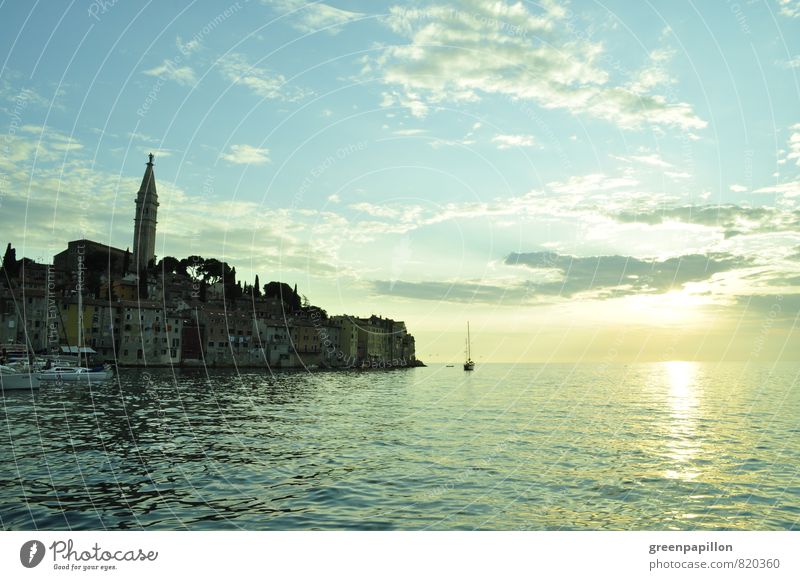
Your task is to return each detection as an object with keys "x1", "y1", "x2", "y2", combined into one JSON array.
[{"x1": 1, "y1": 0, "x2": 800, "y2": 362}]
